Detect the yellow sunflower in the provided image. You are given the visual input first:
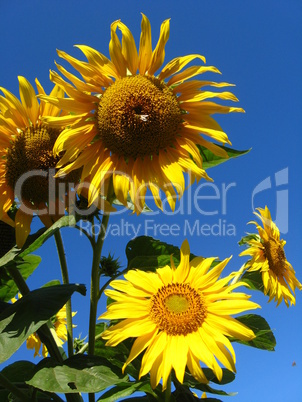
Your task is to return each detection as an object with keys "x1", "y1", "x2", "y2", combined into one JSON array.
[
  {"x1": 240, "y1": 206, "x2": 302, "y2": 307},
  {"x1": 11, "y1": 296, "x2": 76, "y2": 357},
  {"x1": 99, "y1": 240, "x2": 259, "y2": 390},
  {"x1": 41, "y1": 14, "x2": 244, "y2": 213},
  {"x1": 0, "y1": 77, "x2": 81, "y2": 247}
]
